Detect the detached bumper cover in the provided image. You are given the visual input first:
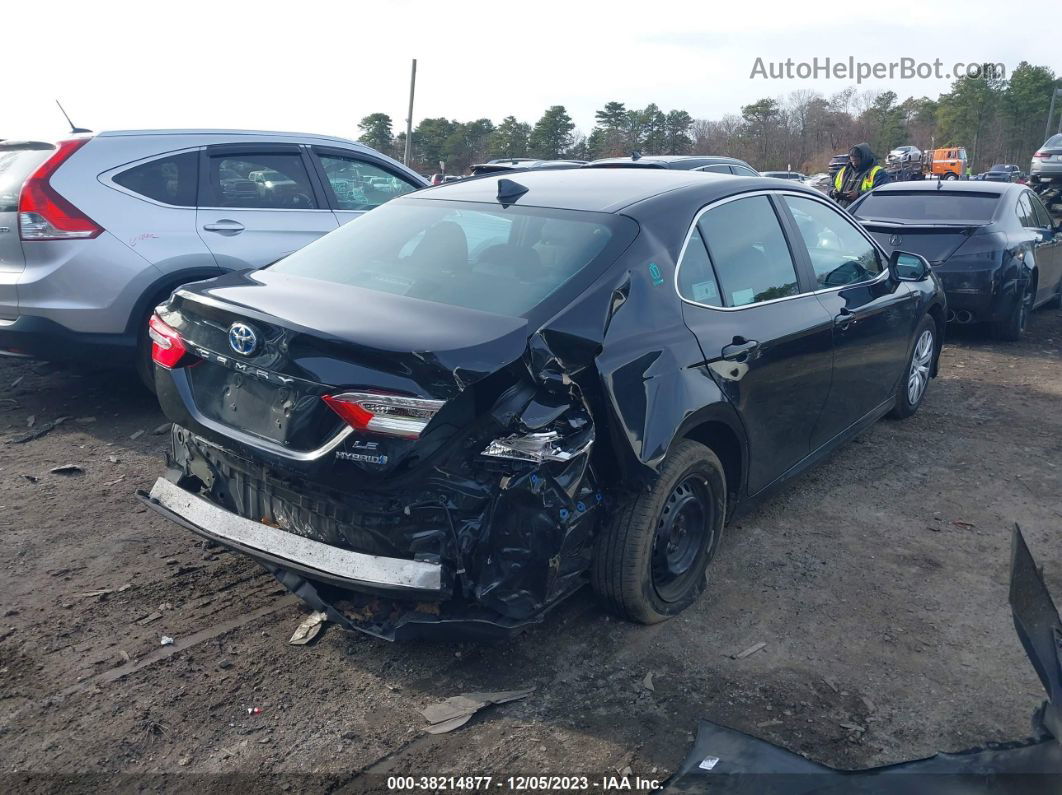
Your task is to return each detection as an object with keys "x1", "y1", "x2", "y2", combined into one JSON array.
[{"x1": 141, "y1": 477, "x2": 443, "y2": 594}]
